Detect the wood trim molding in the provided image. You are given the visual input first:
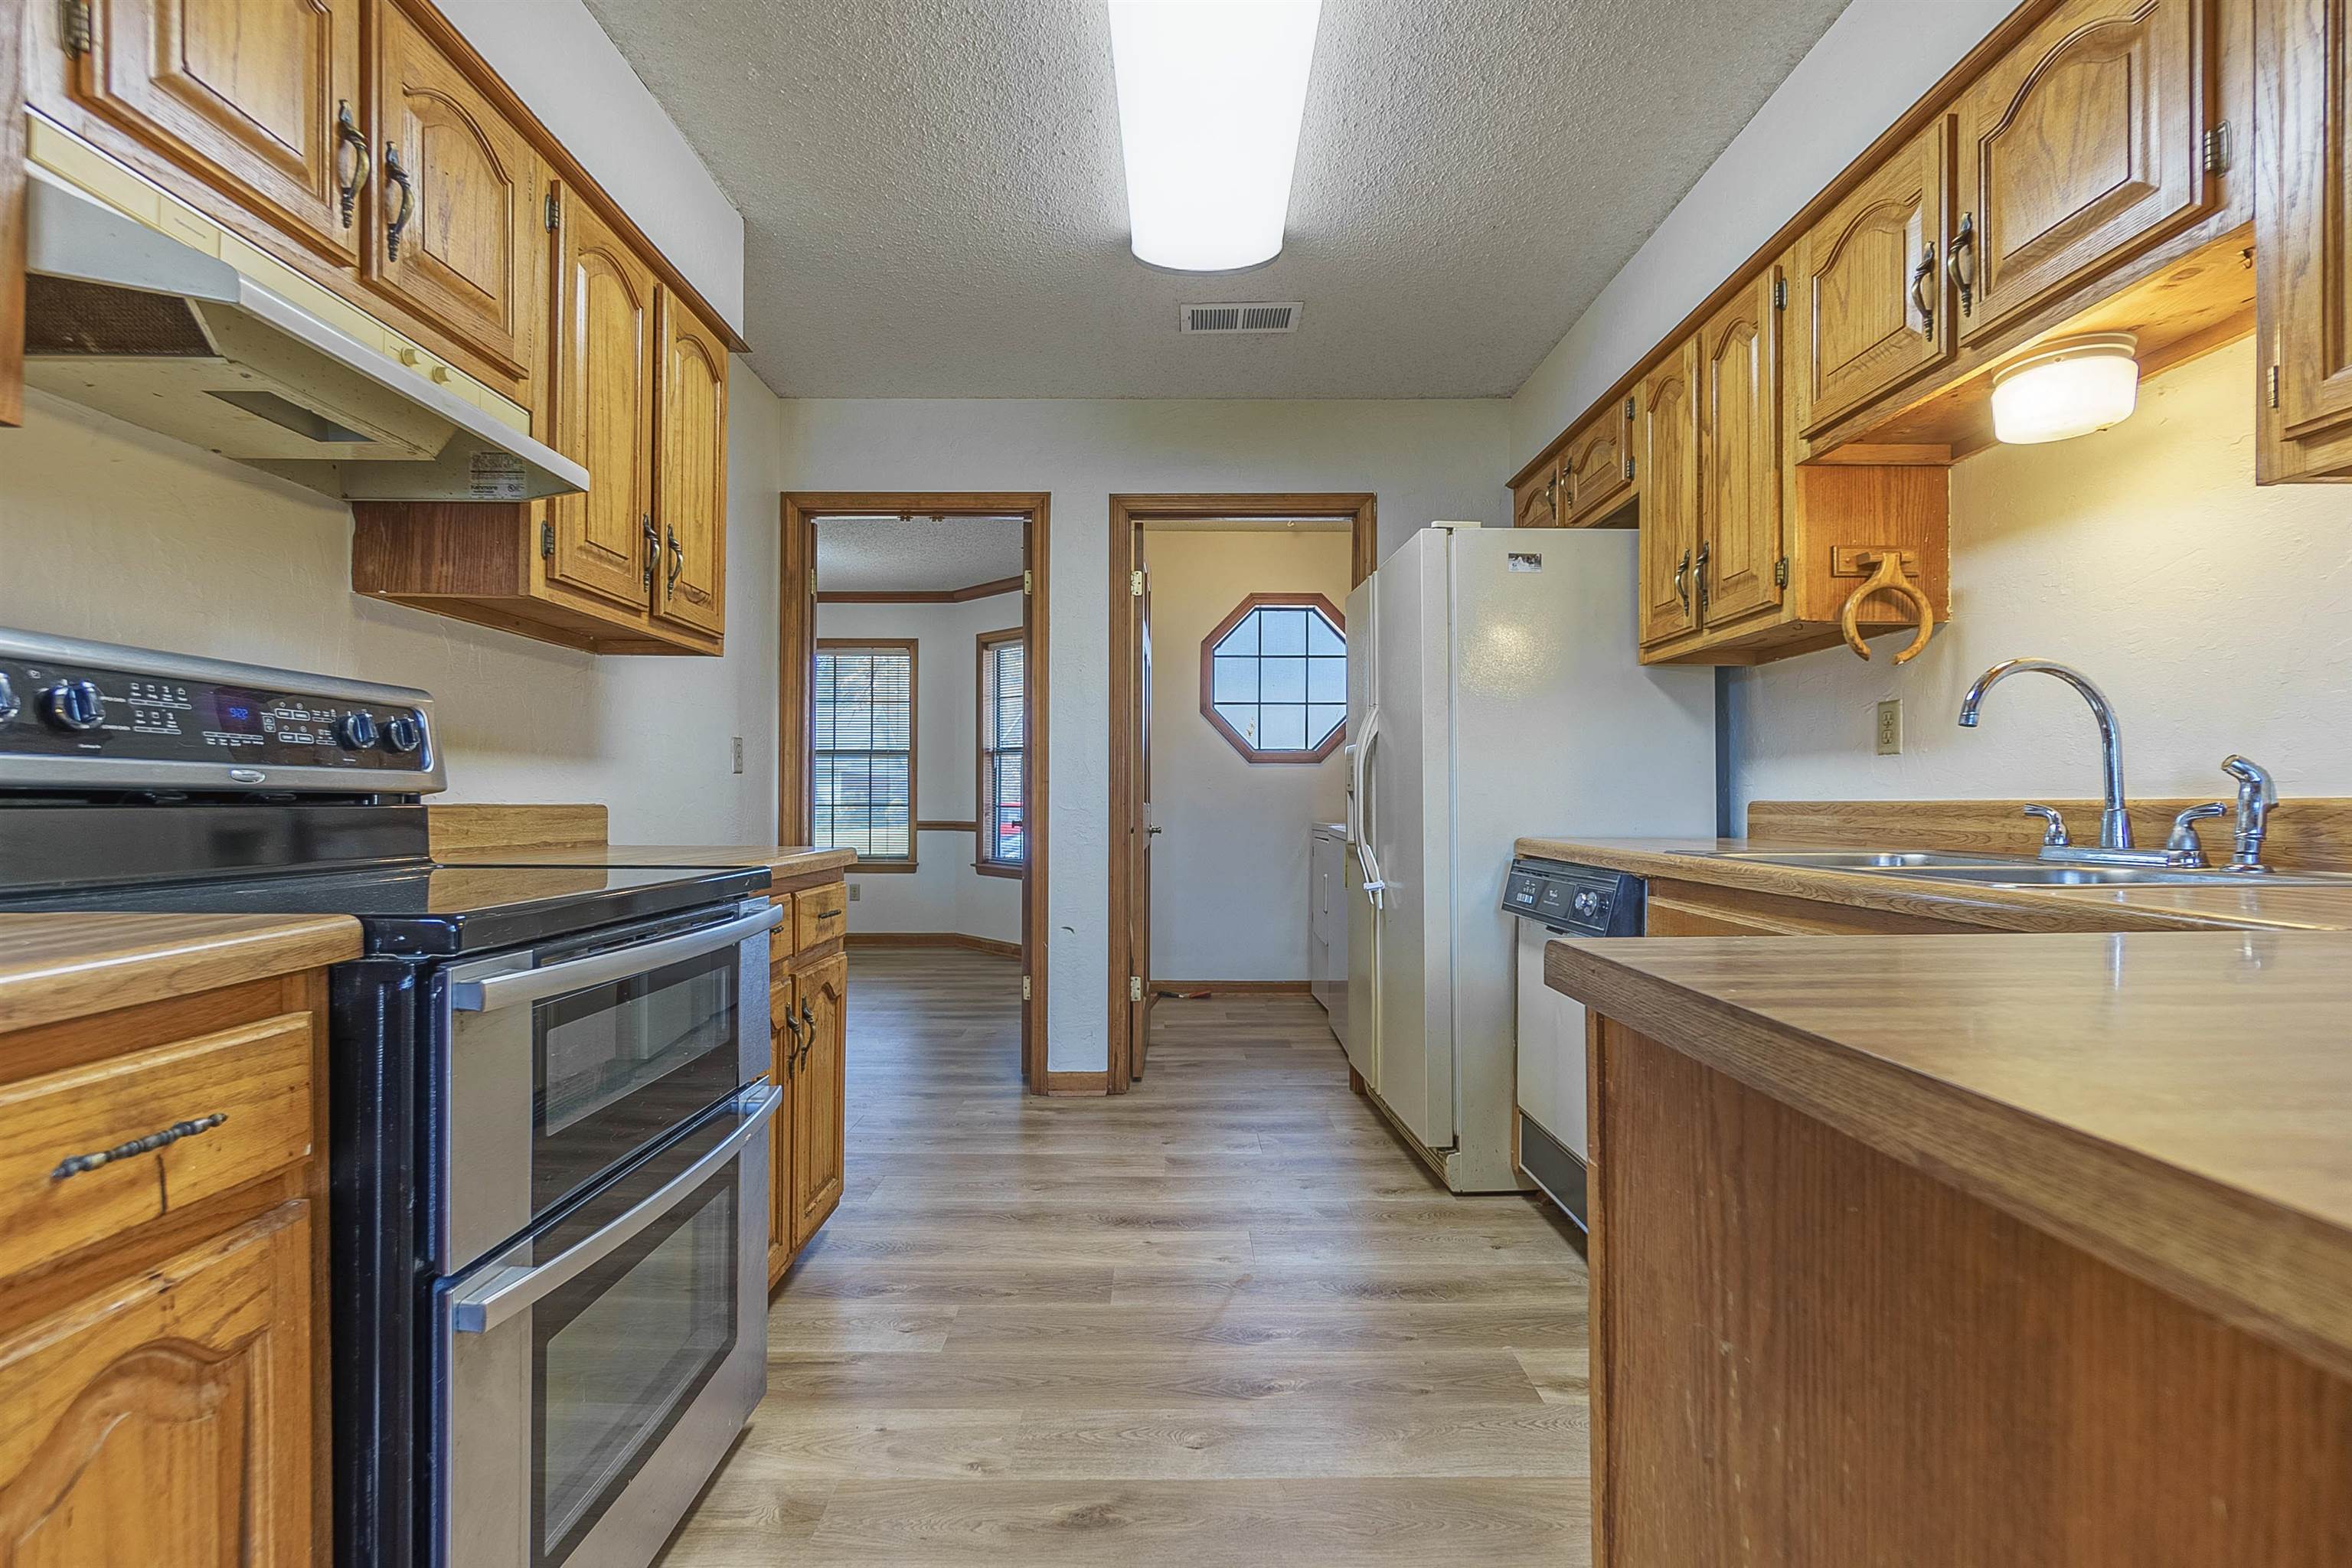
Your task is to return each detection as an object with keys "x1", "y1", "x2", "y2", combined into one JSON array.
[
  {"x1": 1505, "y1": 0, "x2": 2068, "y2": 492},
  {"x1": 916, "y1": 819, "x2": 978, "y2": 833},
  {"x1": 782, "y1": 492, "x2": 1049, "y2": 1092},
  {"x1": 846, "y1": 931, "x2": 1022, "y2": 959},
  {"x1": 387, "y1": 0, "x2": 750, "y2": 351},
  {"x1": 1107, "y1": 492, "x2": 1377, "y2": 1093},
  {"x1": 1042, "y1": 1070, "x2": 1111, "y2": 1096},
  {"x1": 1197, "y1": 593, "x2": 1348, "y2": 766},
  {"x1": 1152, "y1": 979, "x2": 1313, "y2": 995},
  {"x1": 818, "y1": 575, "x2": 1023, "y2": 605}
]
